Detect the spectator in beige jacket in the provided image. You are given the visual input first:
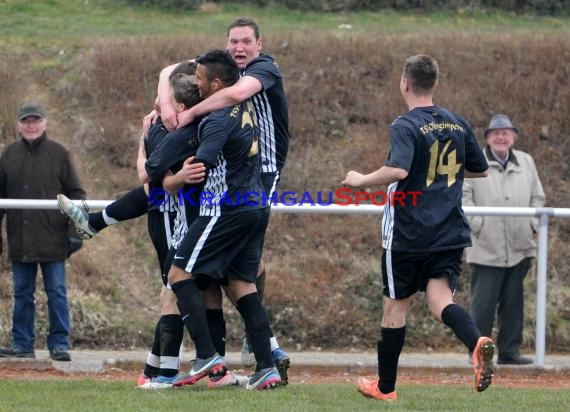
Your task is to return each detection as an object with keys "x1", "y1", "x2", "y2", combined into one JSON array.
[{"x1": 463, "y1": 114, "x2": 545, "y2": 365}]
